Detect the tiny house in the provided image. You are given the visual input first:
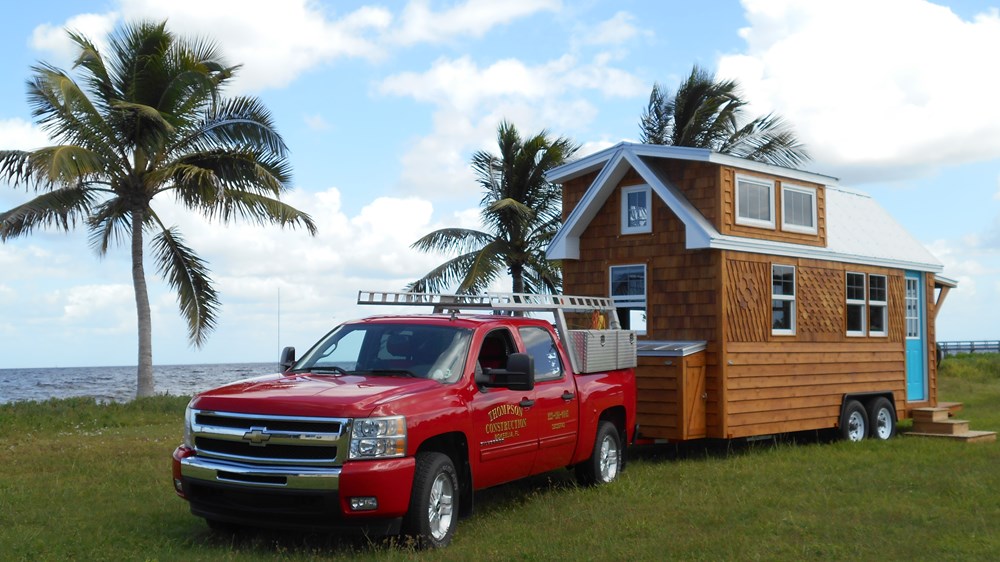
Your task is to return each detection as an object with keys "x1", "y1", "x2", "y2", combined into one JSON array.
[{"x1": 546, "y1": 143, "x2": 960, "y2": 442}]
